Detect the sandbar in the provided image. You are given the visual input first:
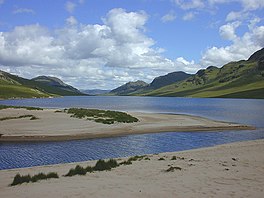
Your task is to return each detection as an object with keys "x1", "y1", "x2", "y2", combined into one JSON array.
[{"x1": 0, "y1": 108, "x2": 254, "y2": 142}]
